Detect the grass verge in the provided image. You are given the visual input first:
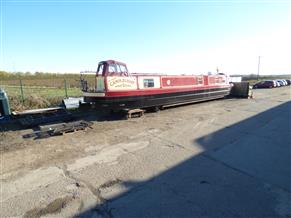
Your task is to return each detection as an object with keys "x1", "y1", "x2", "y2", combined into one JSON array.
[{"x1": 1, "y1": 85, "x2": 82, "y2": 111}]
